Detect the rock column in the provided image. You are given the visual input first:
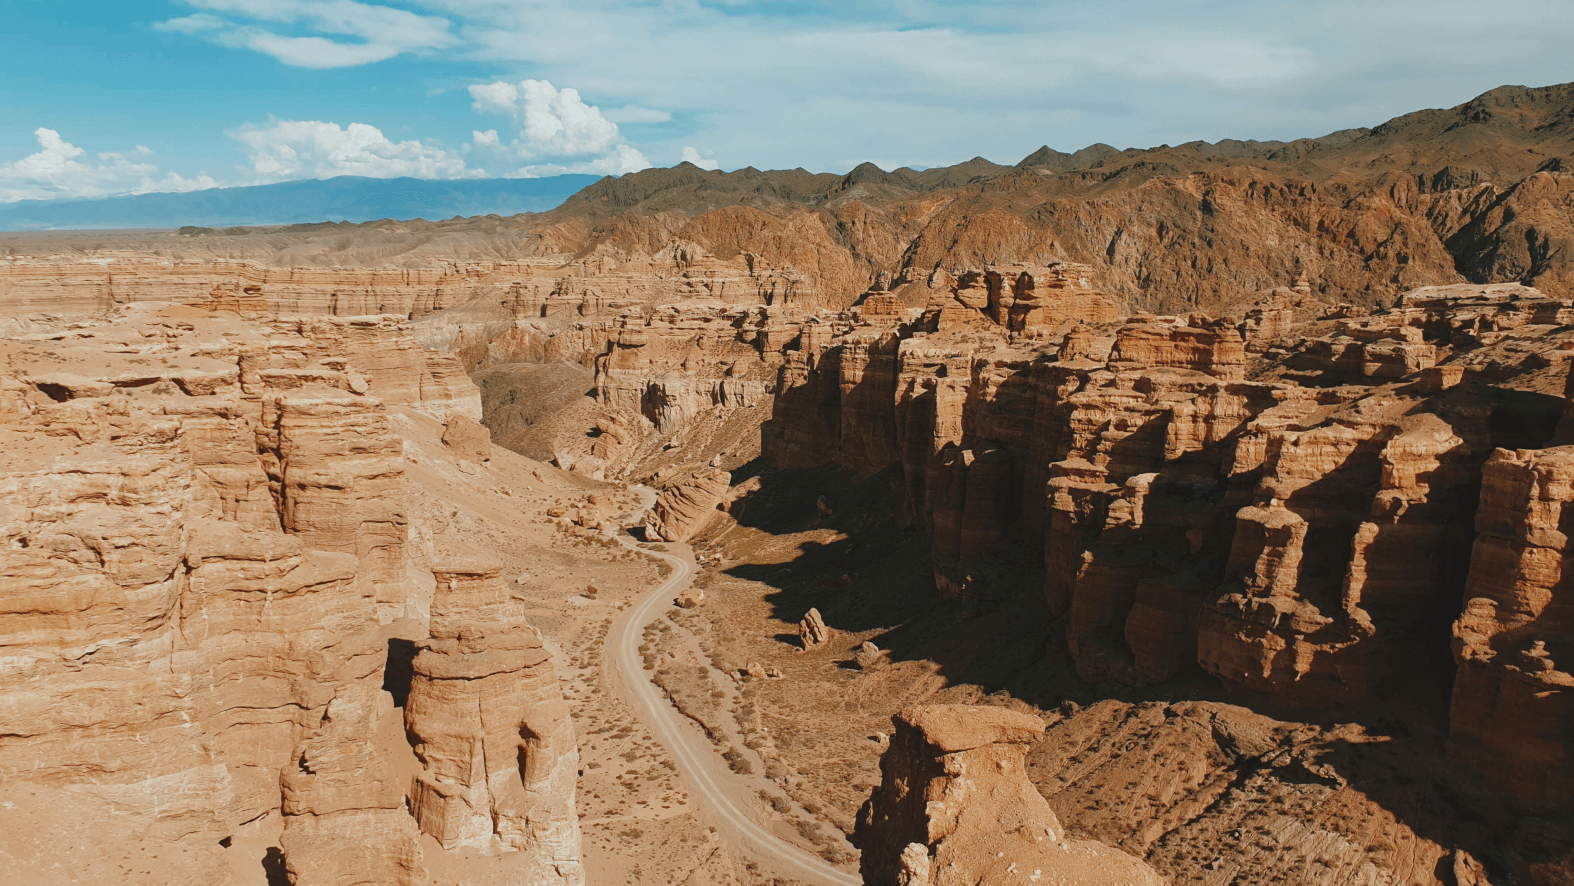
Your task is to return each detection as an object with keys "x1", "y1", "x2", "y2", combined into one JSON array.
[{"x1": 405, "y1": 559, "x2": 584, "y2": 885}]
